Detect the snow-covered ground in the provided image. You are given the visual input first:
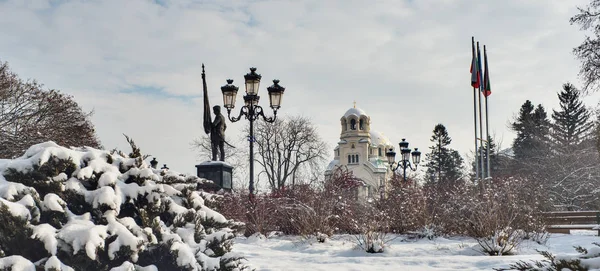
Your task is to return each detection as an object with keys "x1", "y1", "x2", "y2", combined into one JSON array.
[{"x1": 232, "y1": 231, "x2": 600, "y2": 271}]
